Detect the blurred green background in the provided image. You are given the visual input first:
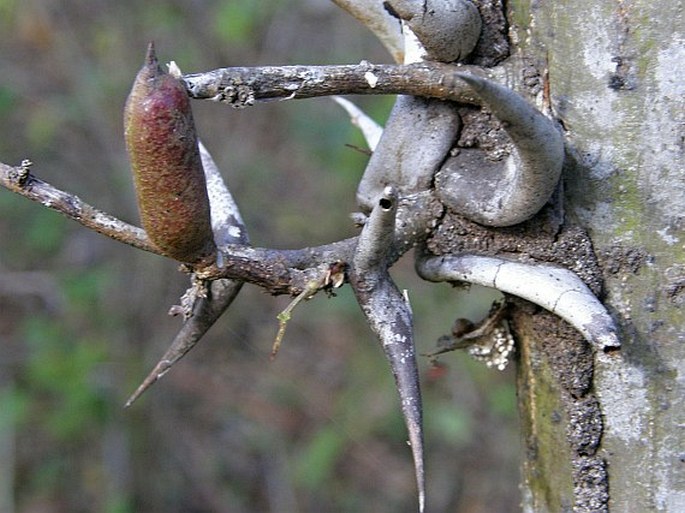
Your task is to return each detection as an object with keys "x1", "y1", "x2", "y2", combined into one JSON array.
[{"x1": 0, "y1": 1, "x2": 519, "y2": 512}]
